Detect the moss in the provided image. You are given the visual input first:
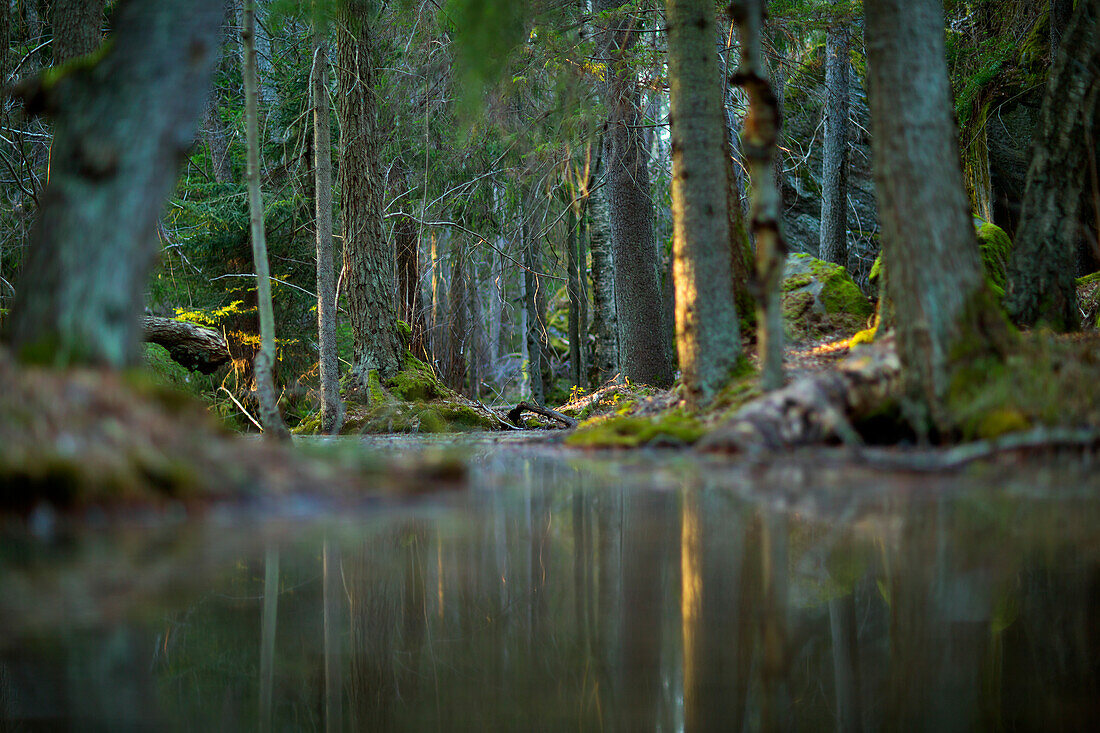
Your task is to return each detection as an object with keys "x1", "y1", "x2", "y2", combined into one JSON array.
[
  {"x1": 976, "y1": 221, "x2": 1012, "y2": 294},
  {"x1": 782, "y1": 273, "x2": 814, "y2": 292},
  {"x1": 946, "y1": 331, "x2": 1100, "y2": 440},
  {"x1": 710, "y1": 360, "x2": 761, "y2": 418},
  {"x1": 565, "y1": 411, "x2": 706, "y2": 449},
  {"x1": 389, "y1": 353, "x2": 450, "y2": 402}
]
